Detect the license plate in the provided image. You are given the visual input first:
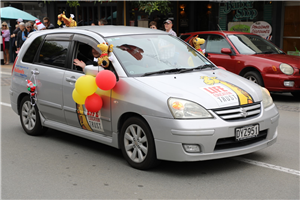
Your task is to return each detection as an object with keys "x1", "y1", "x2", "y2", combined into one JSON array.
[{"x1": 235, "y1": 124, "x2": 259, "y2": 141}]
